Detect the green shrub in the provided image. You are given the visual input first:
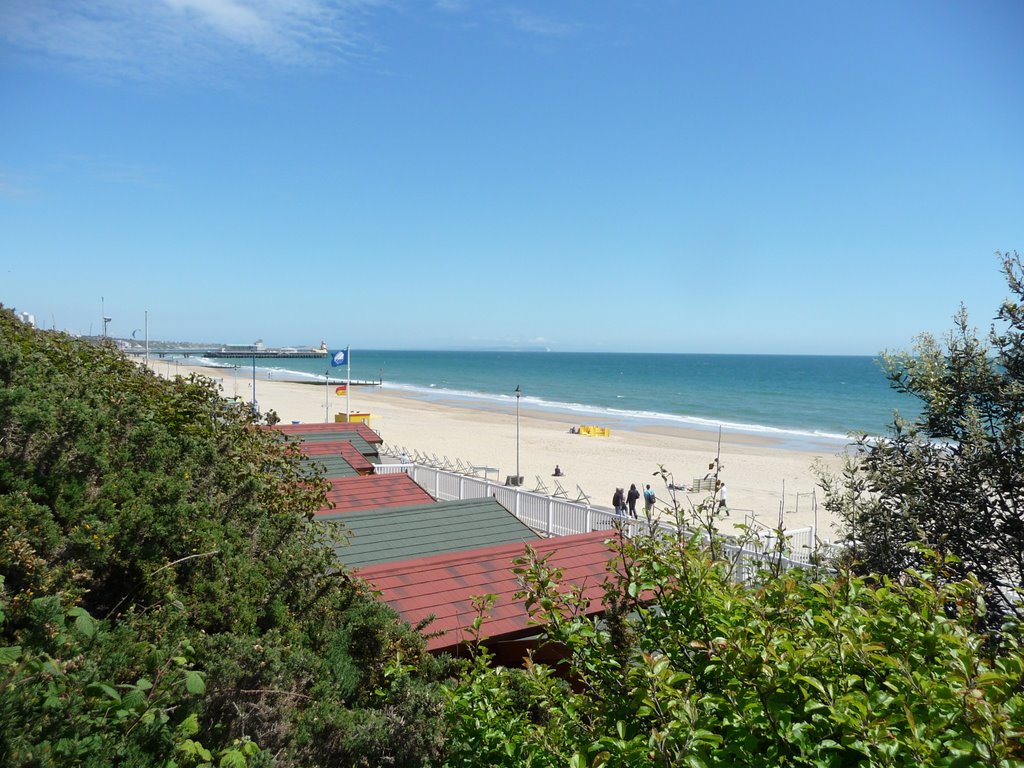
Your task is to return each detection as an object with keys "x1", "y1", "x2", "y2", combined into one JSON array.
[
  {"x1": 444, "y1": 530, "x2": 1024, "y2": 767},
  {"x1": 0, "y1": 308, "x2": 446, "y2": 766}
]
